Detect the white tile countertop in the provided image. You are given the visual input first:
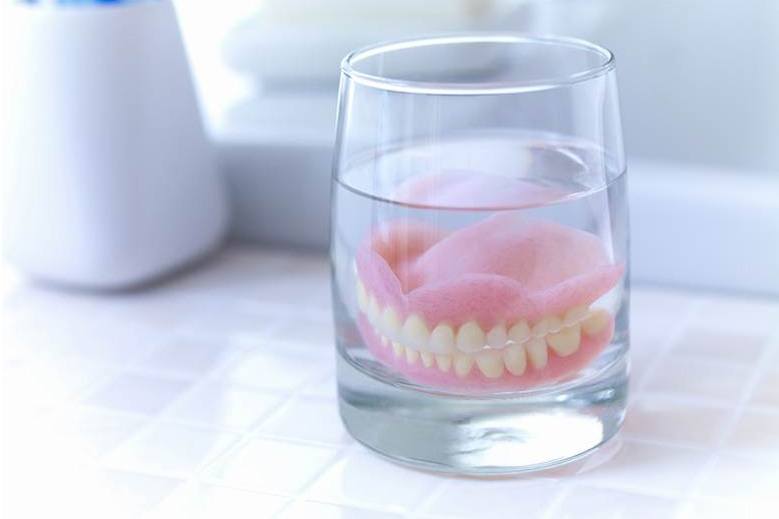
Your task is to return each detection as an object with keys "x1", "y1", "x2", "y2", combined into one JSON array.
[{"x1": 1, "y1": 245, "x2": 778, "y2": 518}]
